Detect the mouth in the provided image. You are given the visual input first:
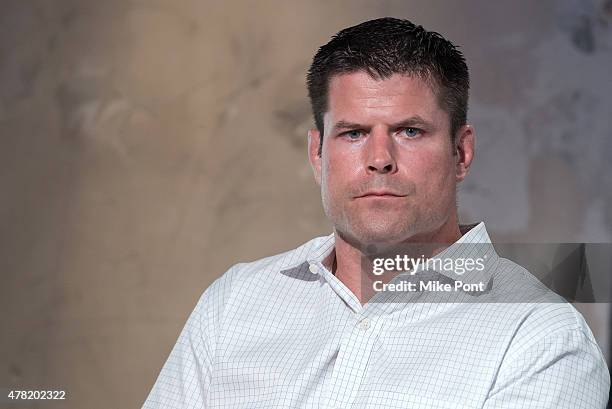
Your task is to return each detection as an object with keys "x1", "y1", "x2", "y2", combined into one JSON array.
[{"x1": 356, "y1": 191, "x2": 406, "y2": 198}]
